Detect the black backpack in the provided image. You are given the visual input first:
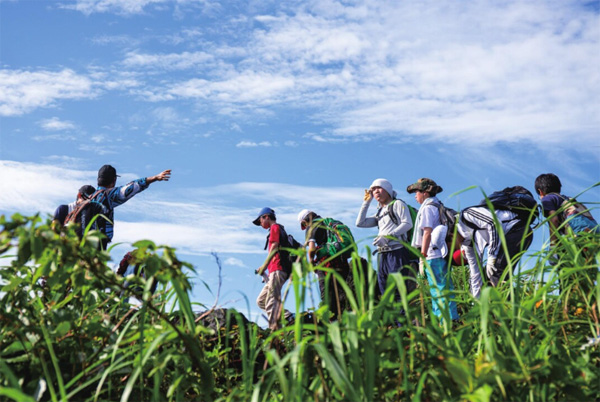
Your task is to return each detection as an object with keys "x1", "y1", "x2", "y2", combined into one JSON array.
[
  {"x1": 264, "y1": 224, "x2": 302, "y2": 275},
  {"x1": 430, "y1": 200, "x2": 459, "y2": 243},
  {"x1": 478, "y1": 186, "x2": 540, "y2": 225}
]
